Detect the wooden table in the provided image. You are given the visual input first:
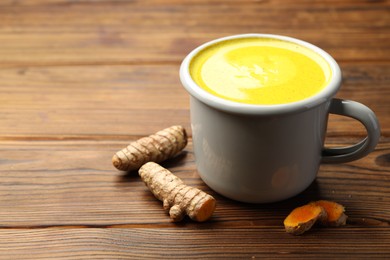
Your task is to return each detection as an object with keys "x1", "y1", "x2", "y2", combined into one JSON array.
[{"x1": 0, "y1": 0, "x2": 389, "y2": 258}]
